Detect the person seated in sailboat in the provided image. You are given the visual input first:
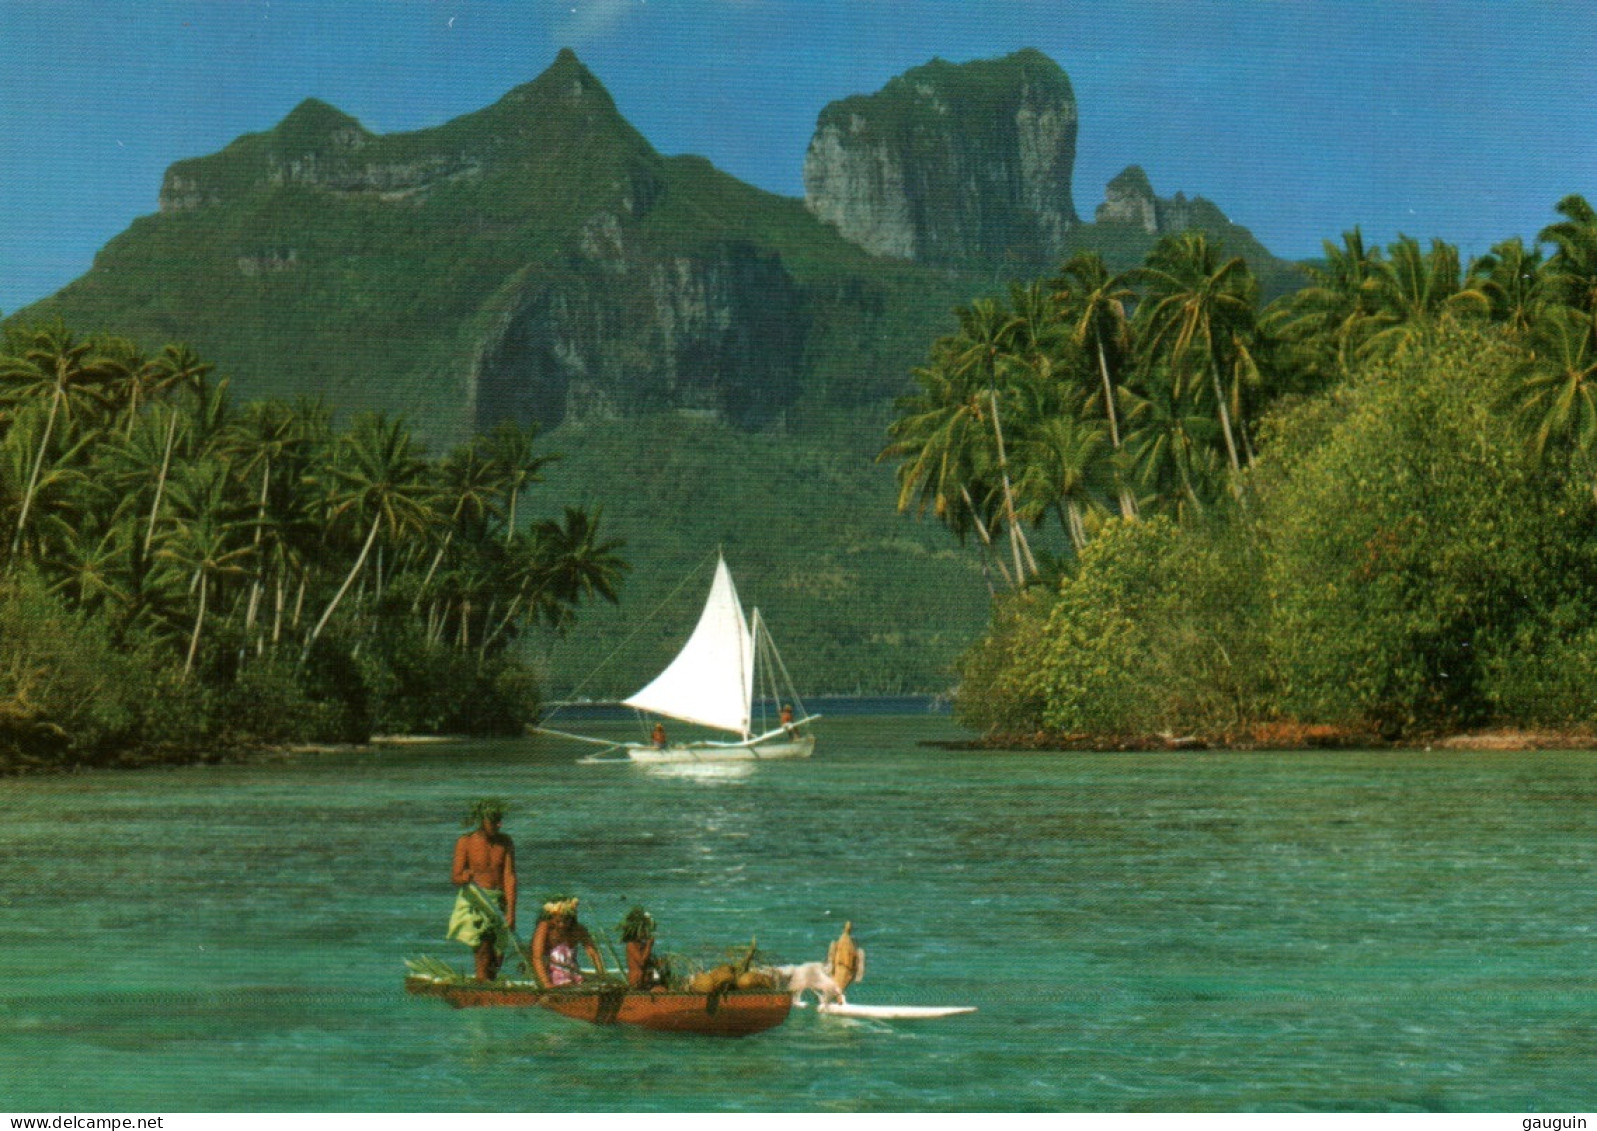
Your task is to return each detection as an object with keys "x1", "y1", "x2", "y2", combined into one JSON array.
[
  {"x1": 651, "y1": 722, "x2": 668, "y2": 748},
  {"x1": 532, "y1": 895, "x2": 607, "y2": 987},
  {"x1": 780, "y1": 704, "x2": 795, "y2": 735}
]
